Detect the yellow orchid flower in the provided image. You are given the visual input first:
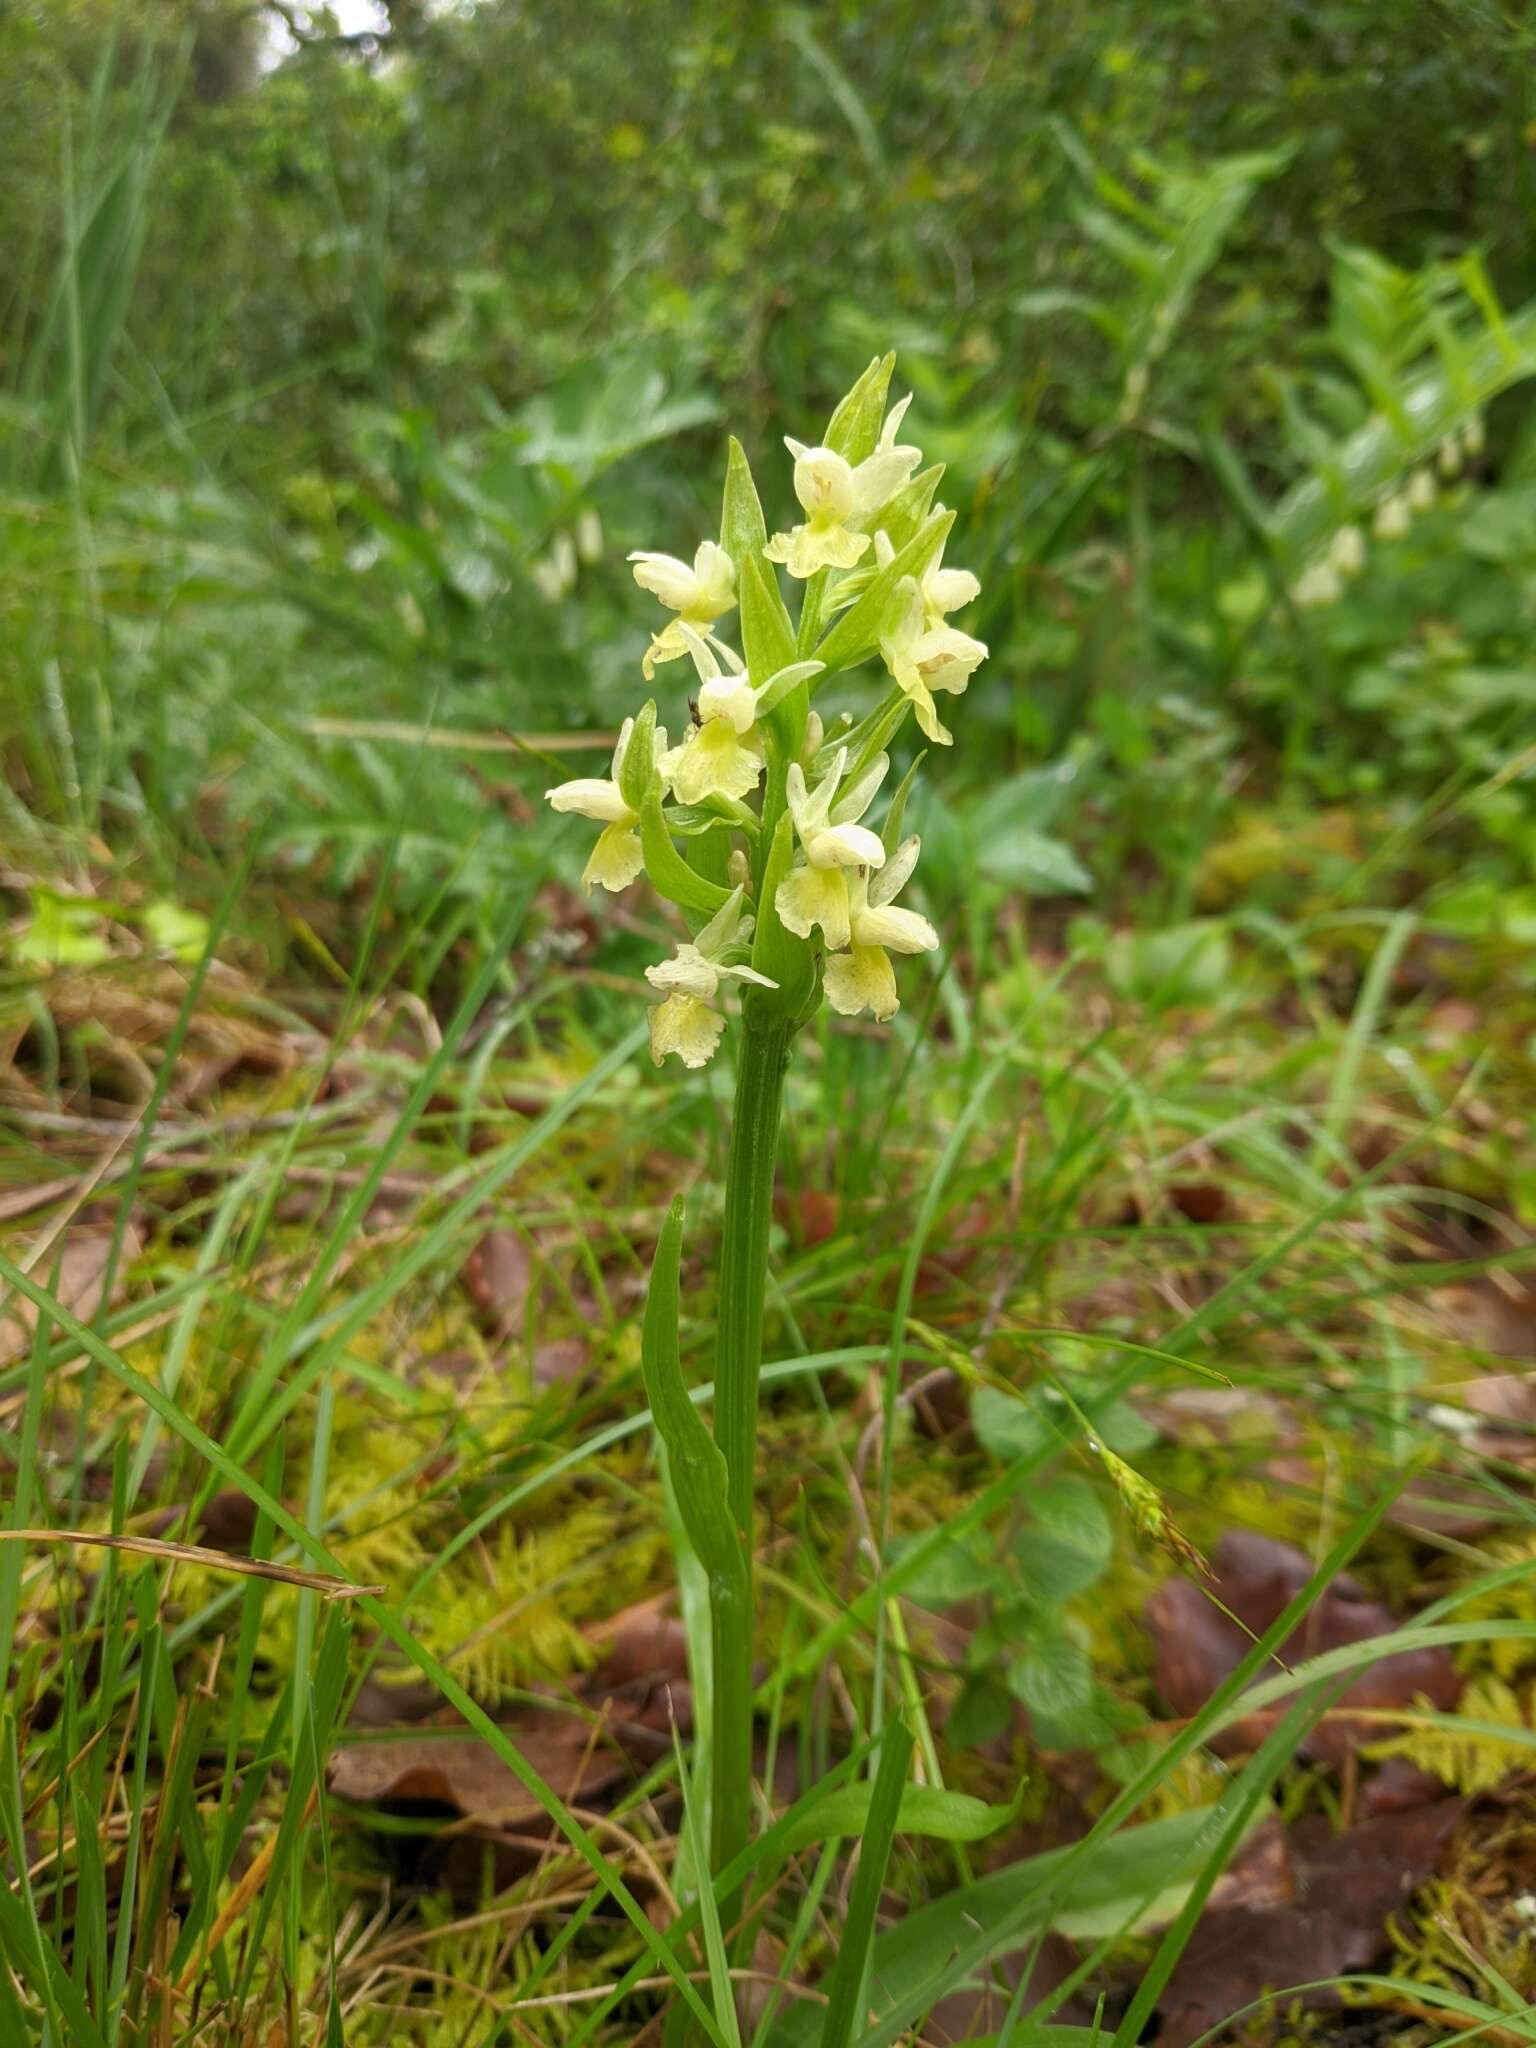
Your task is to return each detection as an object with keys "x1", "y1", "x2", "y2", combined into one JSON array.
[
  {"x1": 763, "y1": 397, "x2": 921, "y2": 579},
  {"x1": 646, "y1": 887, "x2": 778, "y2": 1068},
  {"x1": 661, "y1": 629, "x2": 824, "y2": 806},
  {"x1": 544, "y1": 715, "x2": 667, "y2": 892},
  {"x1": 876, "y1": 573, "x2": 988, "y2": 746},
  {"x1": 774, "y1": 747, "x2": 888, "y2": 952},
  {"x1": 629, "y1": 540, "x2": 737, "y2": 679},
  {"x1": 823, "y1": 836, "x2": 938, "y2": 1022},
  {"x1": 661, "y1": 630, "x2": 764, "y2": 805}
]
